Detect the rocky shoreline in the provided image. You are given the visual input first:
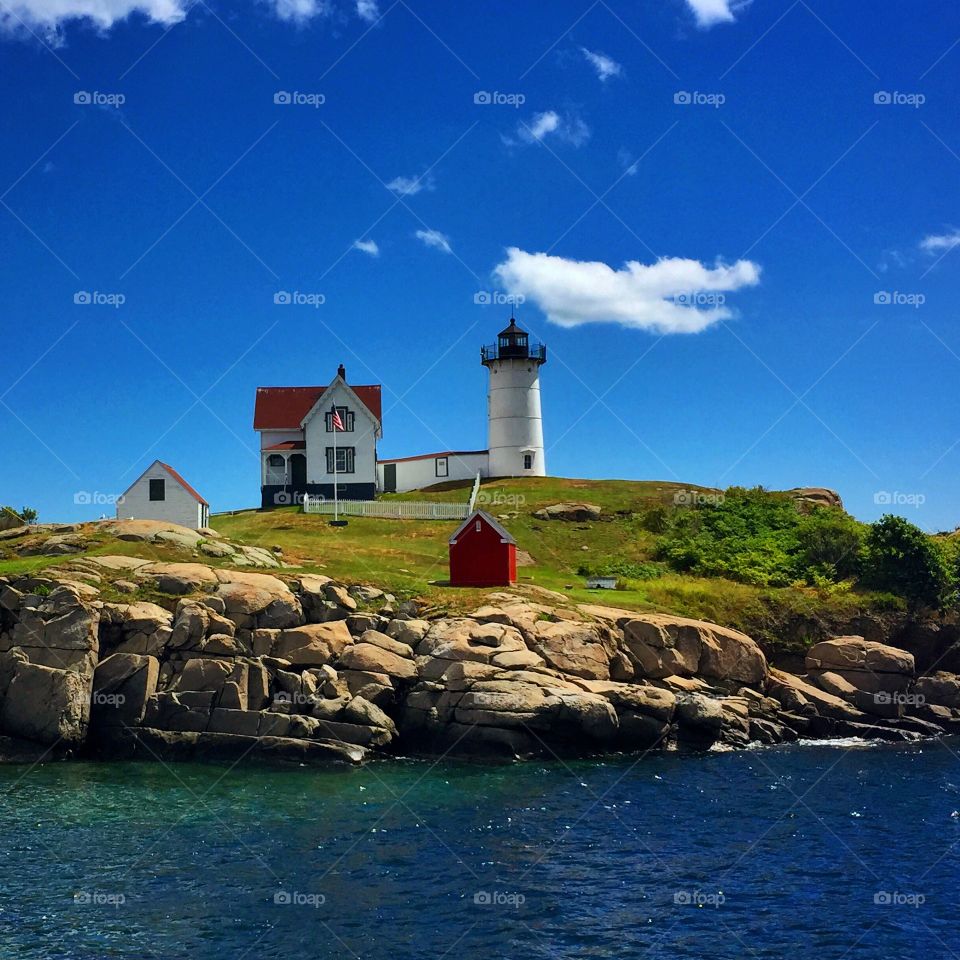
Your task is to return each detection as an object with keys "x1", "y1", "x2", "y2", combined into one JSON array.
[{"x1": 3, "y1": 550, "x2": 960, "y2": 766}]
